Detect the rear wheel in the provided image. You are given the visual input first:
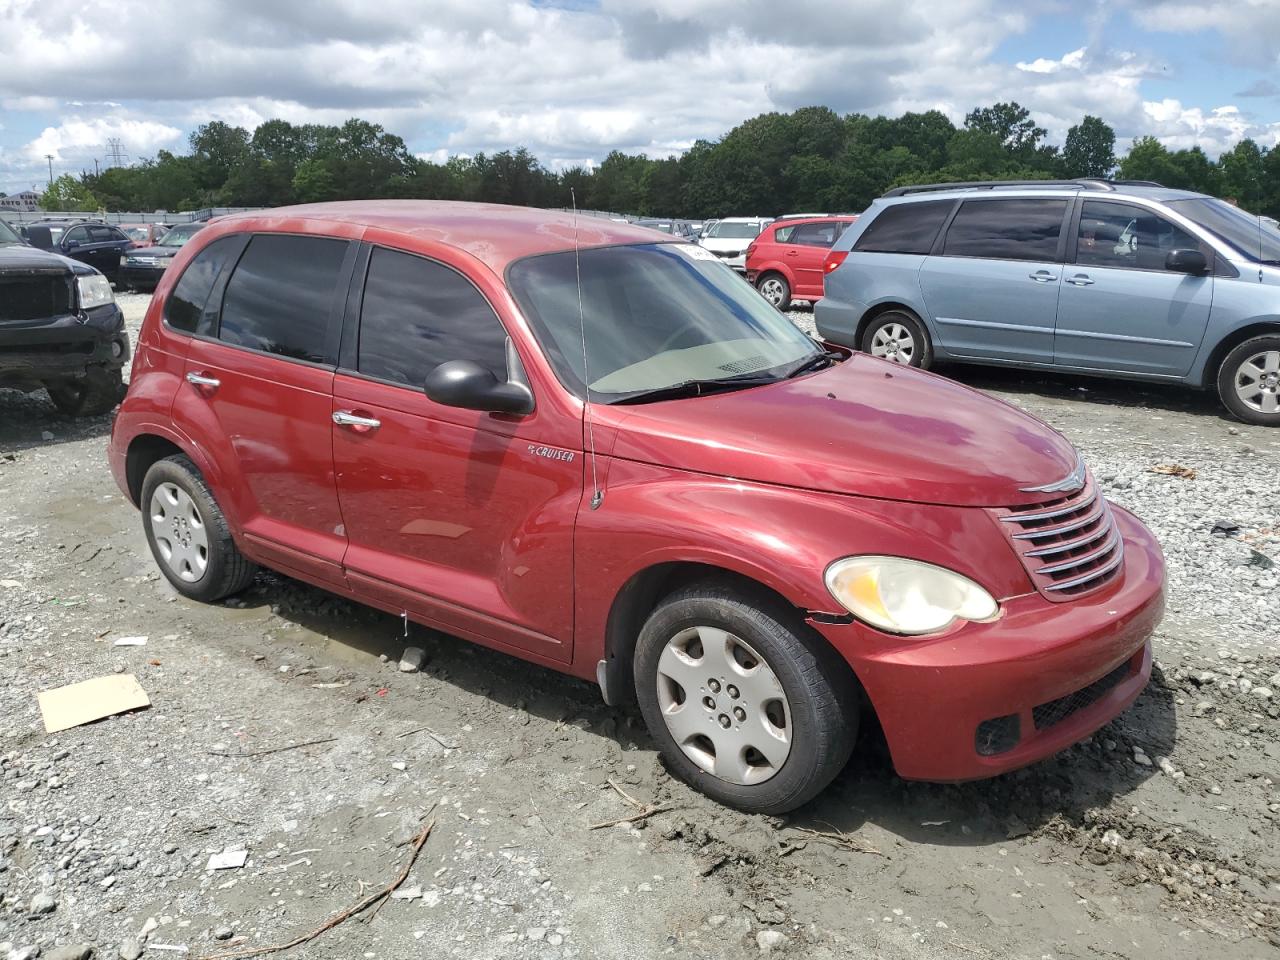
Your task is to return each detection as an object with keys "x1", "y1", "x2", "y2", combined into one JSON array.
[
  {"x1": 1218, "y1": 335, "x2": 1280, "y2": 426},
  {"x1": 757, "y1": 273, "x2": 791, "y2": 311},
  {"x1": 634, "y1": 580, "x2": 858, "y2": 814},
  {"x1": 141, "y1": 454, "x2": 258, "y2": 602},
  {"x1": 860, "y1": 310, "x2": 932, "y2": 369},
  {"x1": 44, "y1": 368, "x2": 124, "y2": 417}
]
